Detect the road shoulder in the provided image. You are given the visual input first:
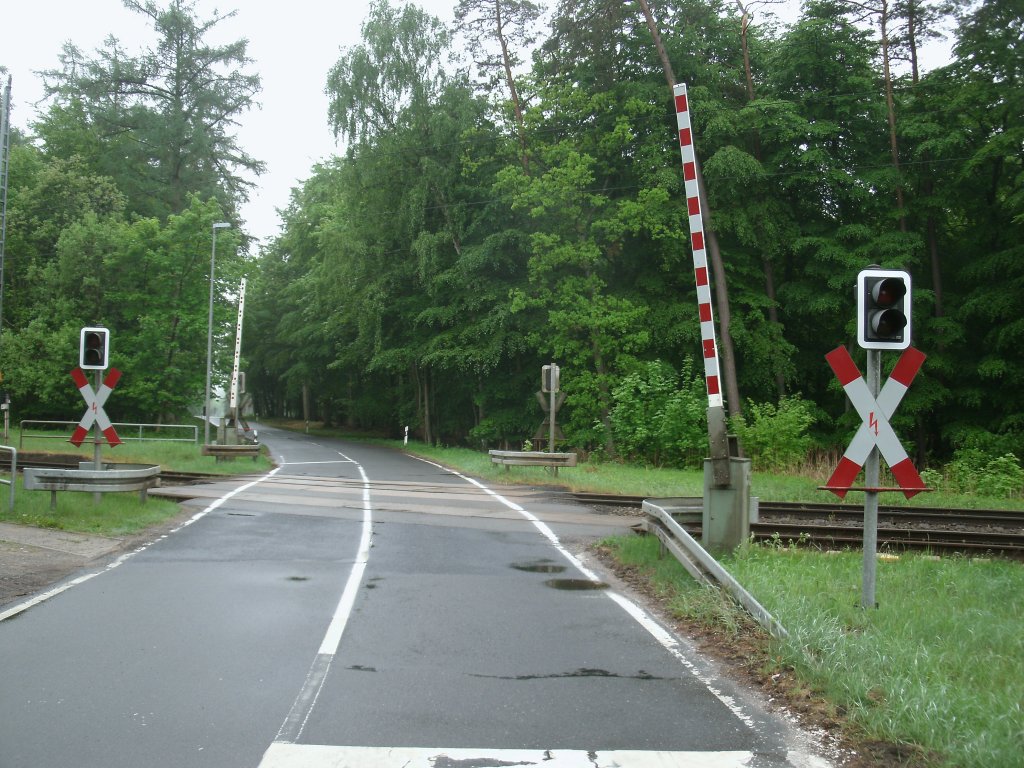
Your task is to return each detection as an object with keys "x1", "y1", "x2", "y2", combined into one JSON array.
[{"x1": 0, "y1": 507, "x2": 197, "y2": 609}]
